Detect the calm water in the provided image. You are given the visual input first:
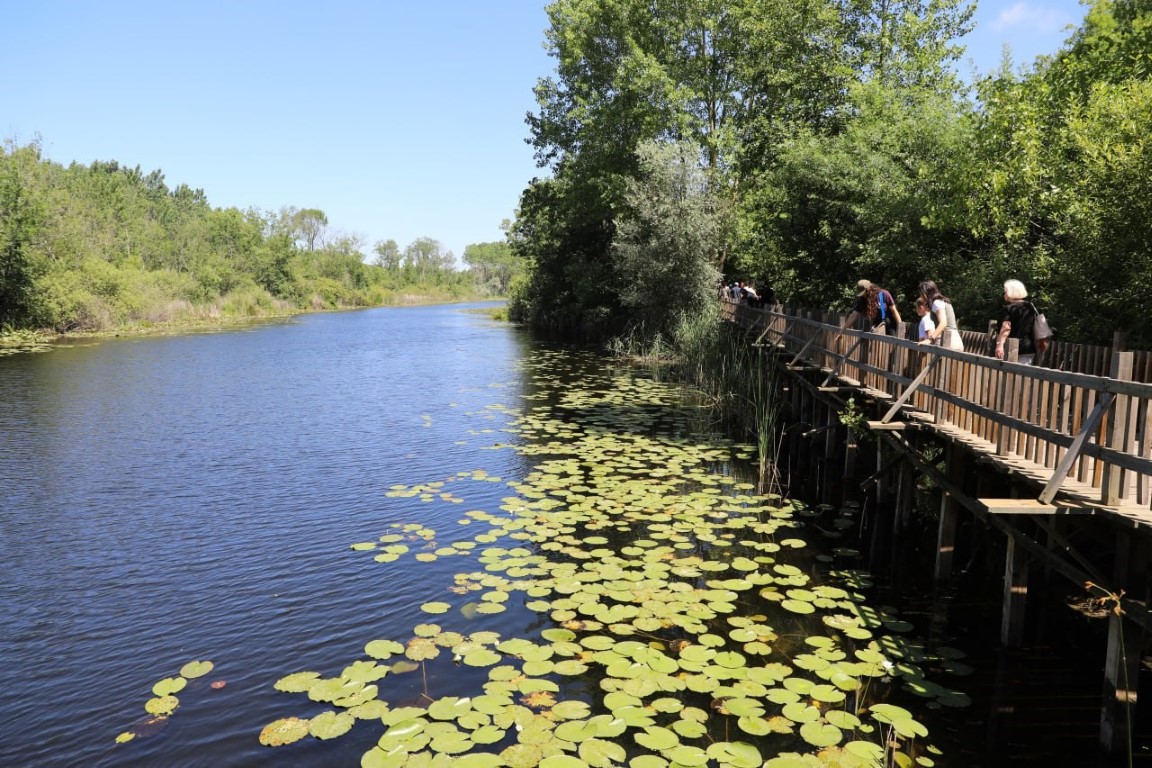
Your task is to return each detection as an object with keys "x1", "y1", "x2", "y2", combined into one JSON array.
[
  {"x1": 0, "y1": 304, "x2": 1144, "y2": 767},
  {"x1": 0, "y1": 304, "x2": 540, "y2": 767}
]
